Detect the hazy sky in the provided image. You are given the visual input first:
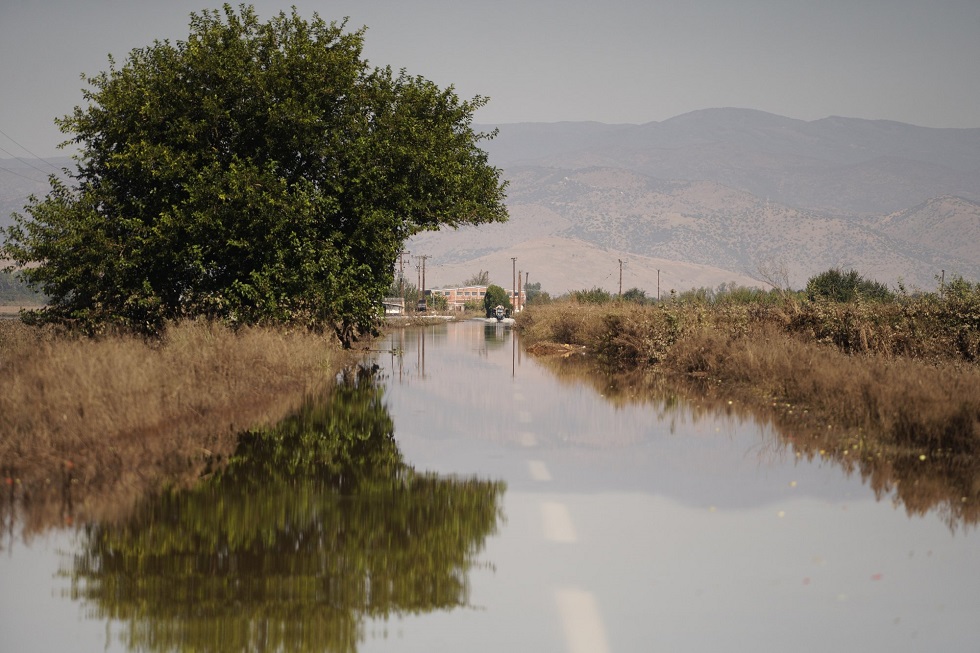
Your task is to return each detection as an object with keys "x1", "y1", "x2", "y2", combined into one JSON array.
[{"x1": 2, "y1": 0, "x2": 979, "y2": 157}]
